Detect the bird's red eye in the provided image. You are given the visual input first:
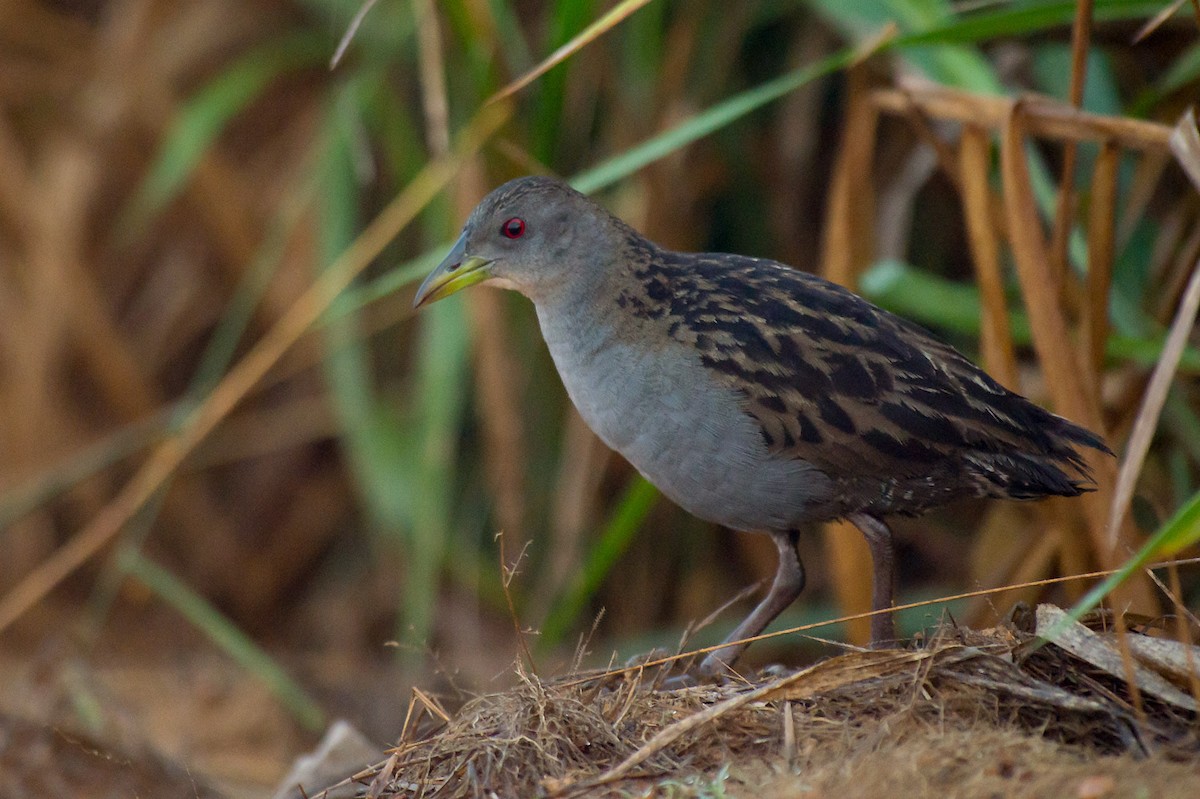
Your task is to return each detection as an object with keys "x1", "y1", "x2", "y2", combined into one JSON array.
[{"x1": 501, "y1": 217, "x2": 525, "y2": 239}]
